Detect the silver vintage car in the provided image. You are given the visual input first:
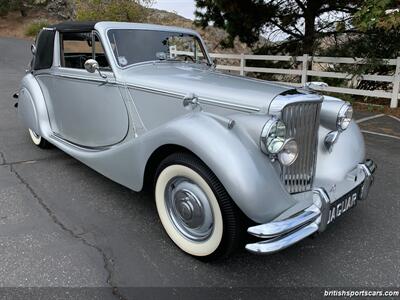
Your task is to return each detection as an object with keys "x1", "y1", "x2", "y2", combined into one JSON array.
[{"x1": 16, "y1": 21, "x2": 376, "y2": 259}]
